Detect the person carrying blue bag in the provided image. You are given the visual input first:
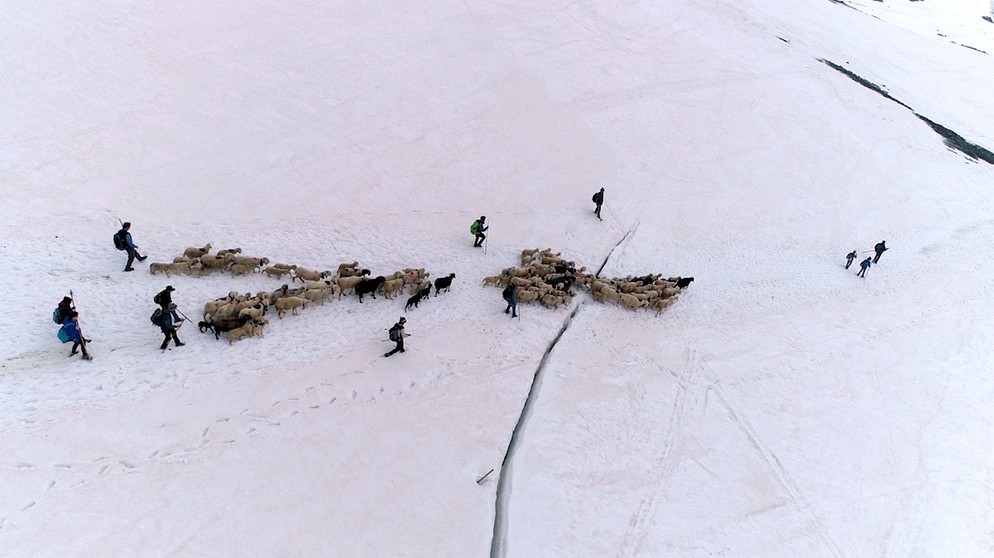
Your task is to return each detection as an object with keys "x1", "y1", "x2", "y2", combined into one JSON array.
[{"x1": 59, "y1": 311, "x2": 92, "y2": 361}]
